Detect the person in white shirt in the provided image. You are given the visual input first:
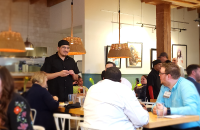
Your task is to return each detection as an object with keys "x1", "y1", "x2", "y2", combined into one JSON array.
[
  {"x1": 83, "y1": 67, "x2": 149, "y2": 130},
  {"x1": 172, "y1": 58, "x2": 185, "y2": 77}
]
